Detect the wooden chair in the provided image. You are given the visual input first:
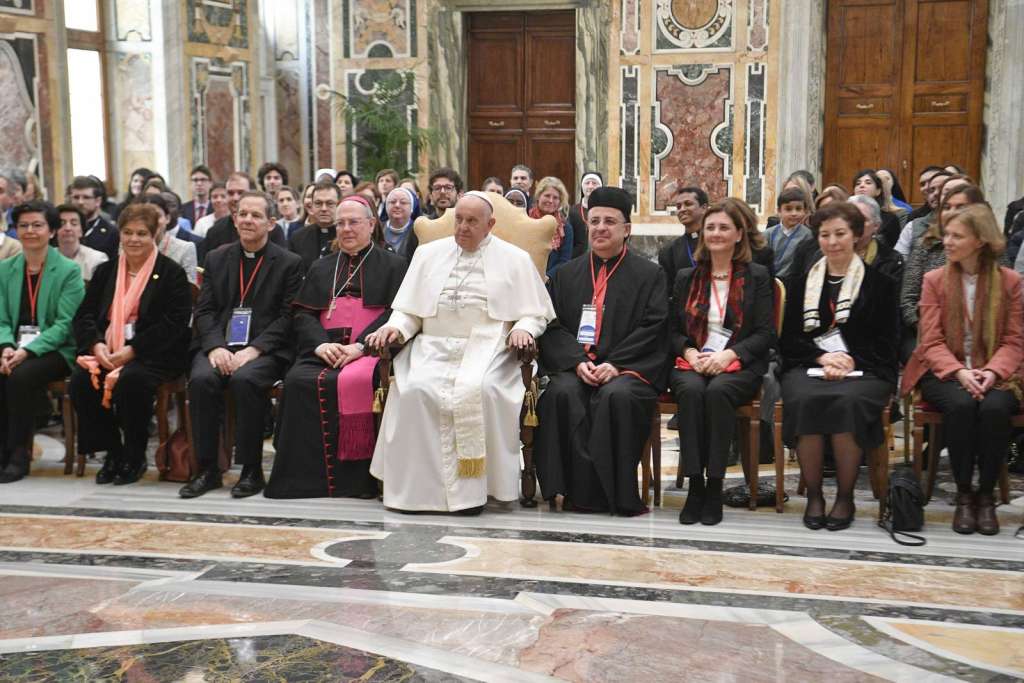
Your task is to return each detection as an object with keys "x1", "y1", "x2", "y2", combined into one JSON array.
[
  {"x1": 910, "y1": 396, "x2": 1014, "y2": 504},
  {"x1": 644, "y1": 278, "x2": 786, "y2": 511},
  {"x1": 155, "y1": 376, "x2": 195, "y2": 478},
  {"x1": 49, "y1": 379, "x2": 83, "y2": 476}
]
